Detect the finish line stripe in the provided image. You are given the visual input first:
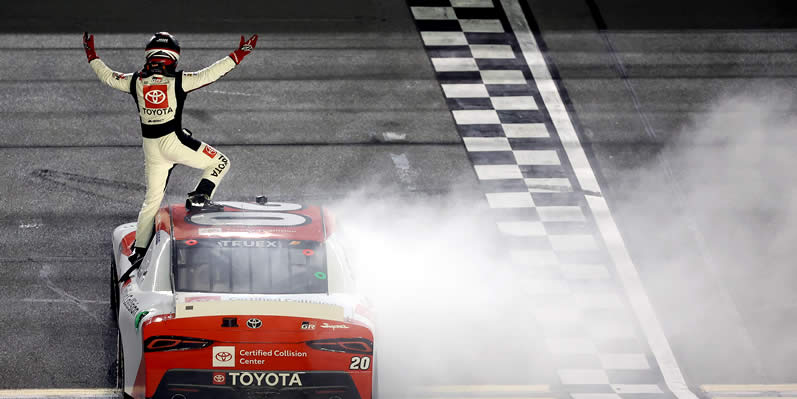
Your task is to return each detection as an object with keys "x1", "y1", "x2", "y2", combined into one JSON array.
[{"x1": 498, "y1": 0, "x2": 698, "y2": 398}]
